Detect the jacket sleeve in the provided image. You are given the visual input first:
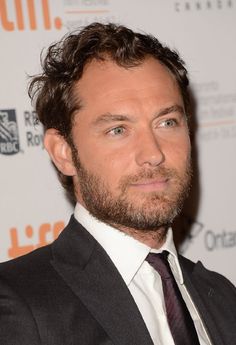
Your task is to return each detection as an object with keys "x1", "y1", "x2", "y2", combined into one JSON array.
[{"x1": 0, "y1": 278, "x2": 41, "y2": 345}]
